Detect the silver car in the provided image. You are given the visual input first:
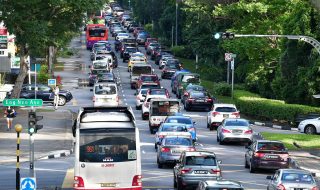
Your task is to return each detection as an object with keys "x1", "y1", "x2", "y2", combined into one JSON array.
[
  {"x1": 217, "y1": 118, "x2": 253, "y2": 145},
  {"x1": 197, "y1": 180, "x2": 244, "y2": 190},
  {"x1": 174, "y1": 151, "x2": 222, "y2": 190},
  {"x1": 266, "y1": 169, "x2": 318, "y2": 190},
  {"x1": 157, "y1": 136, "x2": 195, "y2": 168}
]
